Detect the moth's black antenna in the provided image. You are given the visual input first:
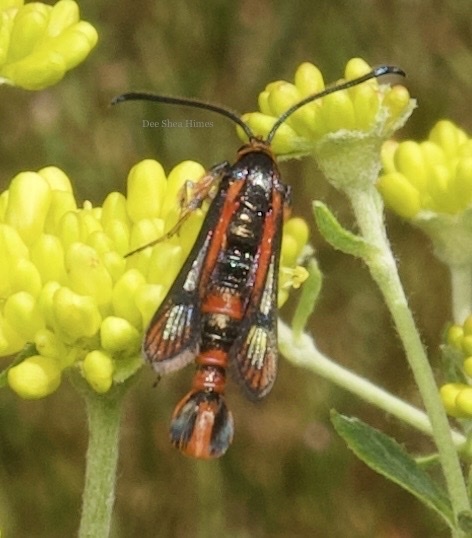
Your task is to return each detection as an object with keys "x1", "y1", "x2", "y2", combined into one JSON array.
[
  {"x1": 266, "y1": 65, "x2": 406, "y2": 143},
  {"x1": 112, "y1": 65, "x2": 405, "y2": 146},
  {"x1": 111, "y1": 92, "x2": 255, "y2": 141}
]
